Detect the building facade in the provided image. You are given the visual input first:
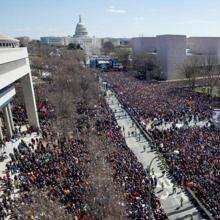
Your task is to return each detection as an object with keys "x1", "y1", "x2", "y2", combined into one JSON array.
[
  {"x1": 40, "y1": 36, "x2": 73, "y2": 47},
  {"x1": 187, "y1": 37, "x2": 220, "y2": 55},
  {"x1": 0, "y1": 35, "x2": 19, "y2": 48},
  {"x1": 131, "y1": 35, "x2": 220, "y2": 80},
  {"x1": 131, "y1": 35, "x2": 186, "y2": 80},
  {"x1": 40, "y1": 16, "x2": 100, "y2": 54},
  {"x1": 0, "y1": 35, "x2": 39, "y2": 140},
  {"x1": 156, "y1": 35, "x2": 186, "y2": 80},
  {"x1": 40, "y1": 16, "x2": 131, "y2": 55},
  {"x1": 131, "y1": 37, "x2": 157, "y2": 55}
]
